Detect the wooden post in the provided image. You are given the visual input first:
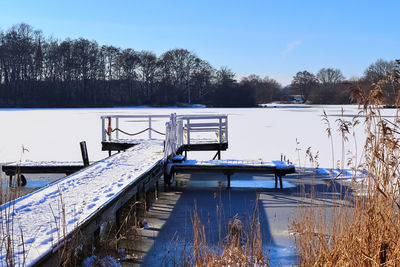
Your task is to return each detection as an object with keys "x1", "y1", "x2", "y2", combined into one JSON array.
[
  {"x1": 108, "y1": 118, "x2": 112, "y2": 142},
  {"x1": 279, "y1": 175, "x2": 283, "y2": 189},
  {"x1": 225, "y1": 116, "x2": 228, "y2": 143},
  {"x1": 149, "y1": 117, "x2": 152, "y2": 139},
  {"x1": 80, "y1": 141, "x2": 90, "y2": 167},
  {"x1": 136, "y1": 183, "x2": 146, "y2": 226},
  {"x1": 219, "y1": 118, "x2": 222, "y2": 143},
  {"x1": 101, "y1": 118, "x2": 105, "y2": 142},
  {"x1": 187, "y1": 119, "x2": 190, "y2": 145},
  {"x1": 116, "y1": 117, "x2": 119, "y2": 140},
  {"x1": 155, "y1": 181, "x2": 159, "y2": 200},
  {"x1": 93, "y1": 227, "x2": 100, "y2": 251},
  {"x1": 225, "y1": 171, "x2": 232, "y2": 188},
  {"x1": 274, "y1": 174, "x2": 278, "y2": 189}
]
